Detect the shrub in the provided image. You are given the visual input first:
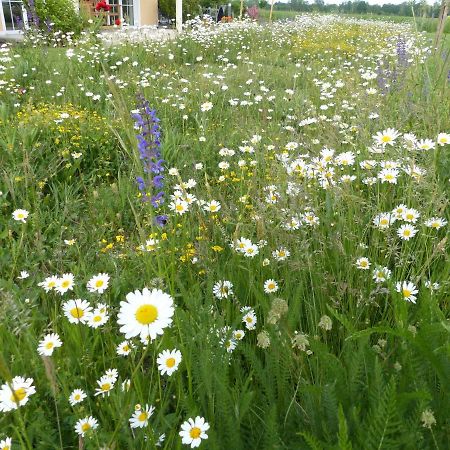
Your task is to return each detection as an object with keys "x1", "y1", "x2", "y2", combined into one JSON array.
[{"x1": 24, "y1": 0, "x2": 84, "y2": 34}]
